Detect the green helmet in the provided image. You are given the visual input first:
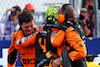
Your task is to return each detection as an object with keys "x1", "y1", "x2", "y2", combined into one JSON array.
[{"x1": 45, "y1": 5, "x2": 60, "y2": 23}]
